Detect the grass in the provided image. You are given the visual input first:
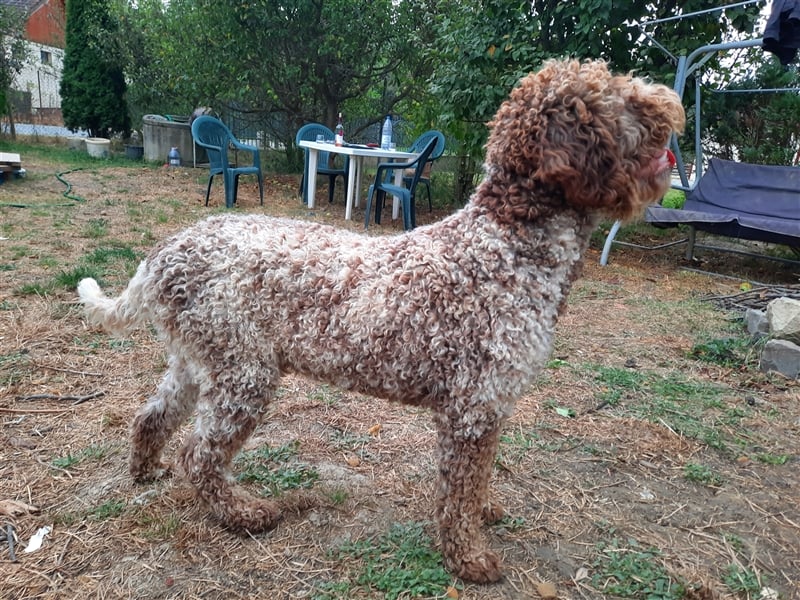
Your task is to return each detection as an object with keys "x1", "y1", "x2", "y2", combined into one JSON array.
[
  {"x1": 135, "y1": 511, "x2": 182, "y2": 540},
  {"x1": 235, "y1": 441, "x2": 319, "y2": 496},
  {"x1": 318, "y1": 522, "x2": 455, "y2": 600},
  {"x1": 591, "y1": 538, "x2": 684, "y2": 599},
  {"x1": 586, "y1": 363, "x2": 760, "y2": 454},
  {"x1": 0, "y1": 350, "x2": 31, "y2": 386},
  {"x1": 0, "y1": 138, "x2": 160, "y2": 171},
  {"x1": 683, "y1": 462, "x2": 724, "y2": 487},
  {"x1": 14, "y1": 243, "x2": 143, "y2": 295},
  {"x1": 689, "y1": 337, "x2": 750, "y2": 368},
  {"x1": 723, "y1": 564, "x2": 762, "y2": 595},
  {"x1": 51, "y1": 444, "x2": 110, "y2": 470}
]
